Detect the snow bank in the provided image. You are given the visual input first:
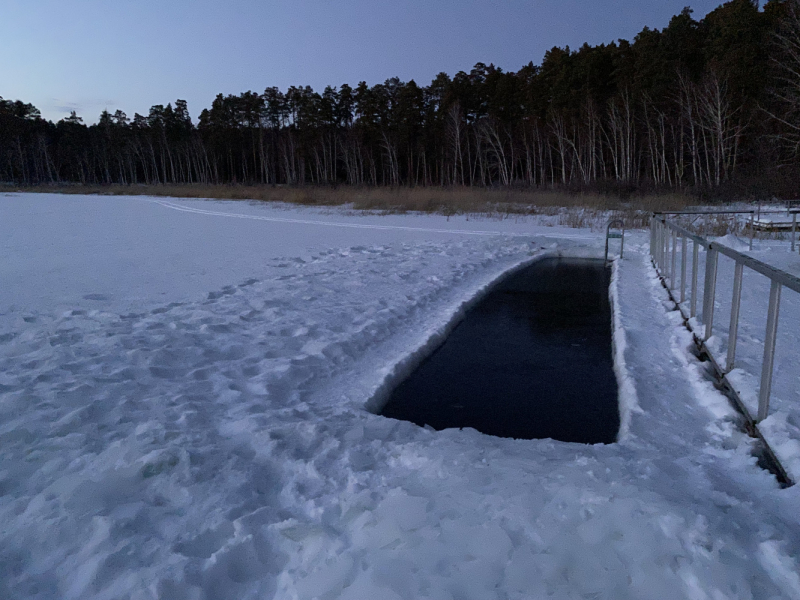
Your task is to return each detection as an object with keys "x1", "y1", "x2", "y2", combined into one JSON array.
[
  {"x1": 609, "y1": 257, "x2": 641, "y2": 440},
  {"x1": 714, "y1": 233, "x2": 751, "y2": 252}
]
